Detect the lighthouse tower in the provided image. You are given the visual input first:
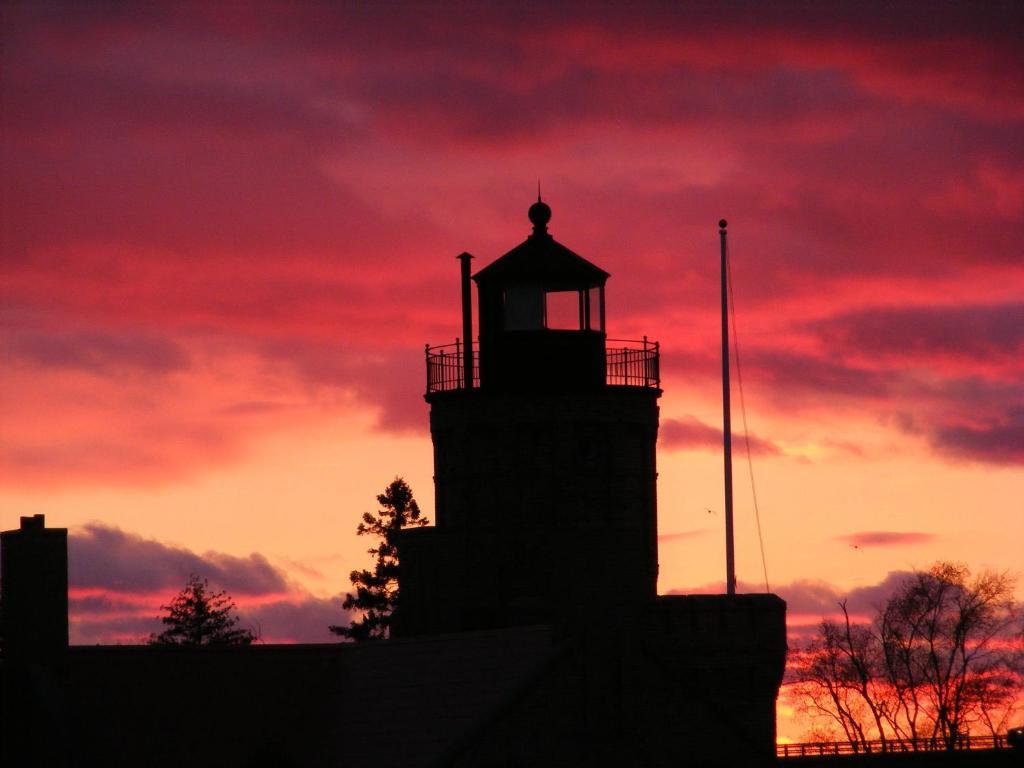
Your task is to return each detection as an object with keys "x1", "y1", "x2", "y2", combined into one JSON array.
[{"x1": 397, "y1": 199, "x2": 662, "y2": 635}]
